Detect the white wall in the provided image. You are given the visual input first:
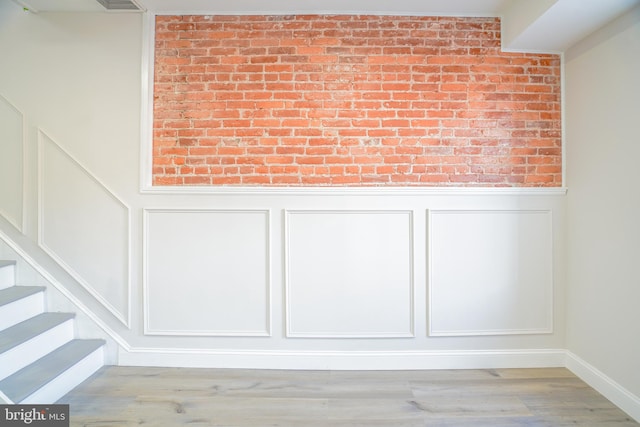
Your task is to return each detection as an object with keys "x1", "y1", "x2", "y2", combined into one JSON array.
[
  {"x1": 0, "y1": 1, "x2": 142, "y2": 363},
  {"x1": 0, "y1": 4, "x2": 142, "y2": 201},
  {"x1": 565, "y1": 4, "x2": 640, "y2": 418},
  {"x1": 0, "y1": 0, "x2": 568, "y2": 370}
]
